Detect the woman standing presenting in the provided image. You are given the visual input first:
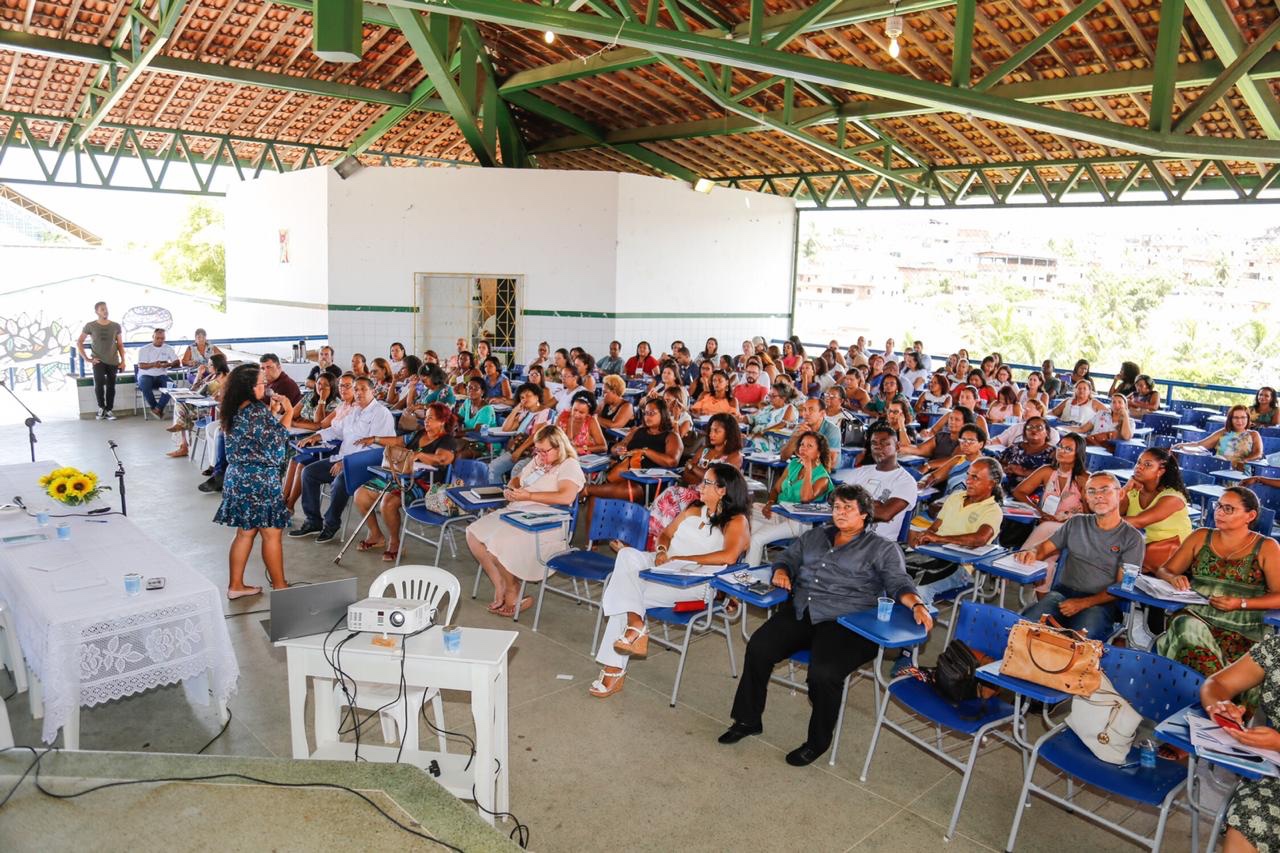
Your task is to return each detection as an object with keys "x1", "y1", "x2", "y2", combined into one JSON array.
[{"x1": 214, "y1": 363, "x2": 294, "y2": 599}]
